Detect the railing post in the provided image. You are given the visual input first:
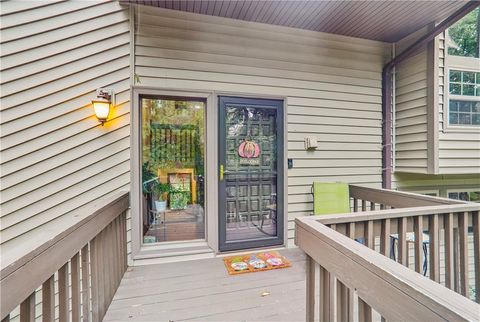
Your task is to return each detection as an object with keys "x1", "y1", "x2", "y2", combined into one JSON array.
[{"x1": 81, "y1": 245, "x2": 90, "y2": 322}]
